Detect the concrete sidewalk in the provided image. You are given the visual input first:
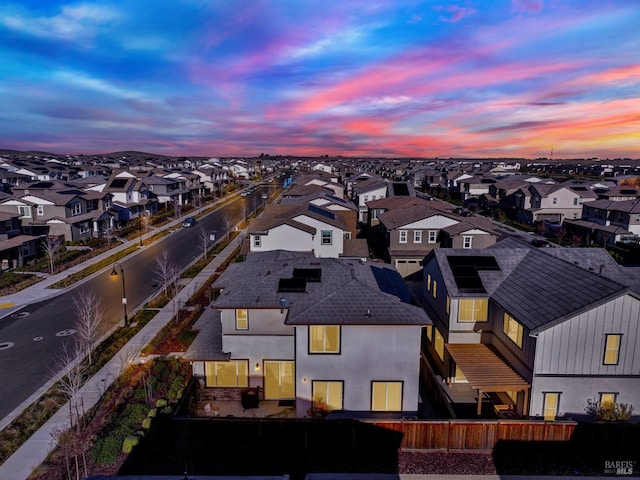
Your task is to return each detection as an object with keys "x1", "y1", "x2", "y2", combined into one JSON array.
[{"x1": 0, "y1": 227, "x2": 246, "y2": 479}]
